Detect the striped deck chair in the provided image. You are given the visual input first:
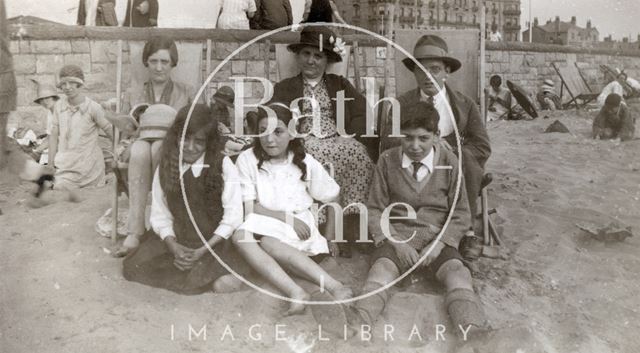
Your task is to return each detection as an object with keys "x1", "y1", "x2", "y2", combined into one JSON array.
[{"x1": 552, "y1": 62, "x2": 599, "y2": 109}]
